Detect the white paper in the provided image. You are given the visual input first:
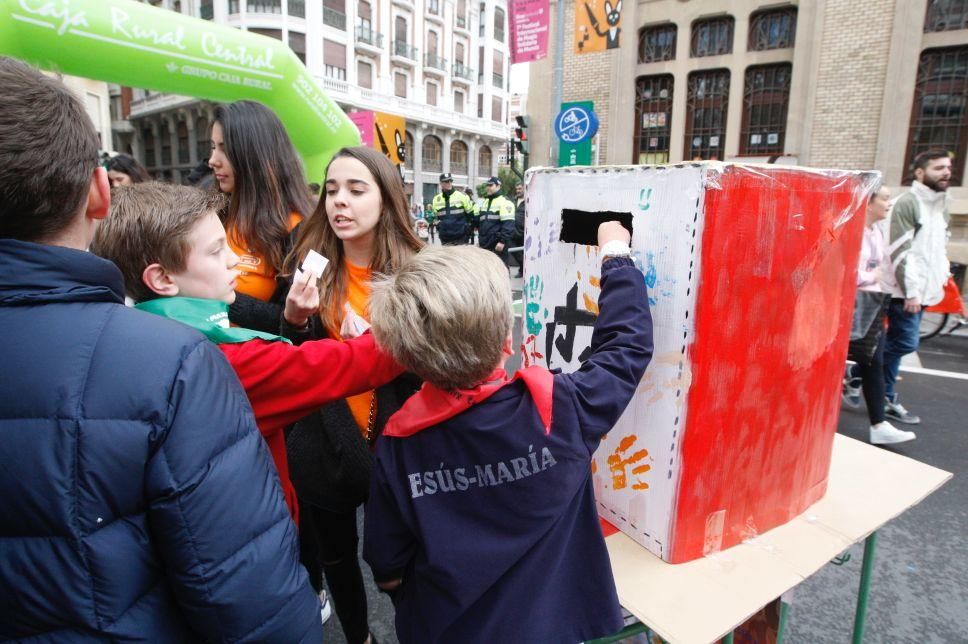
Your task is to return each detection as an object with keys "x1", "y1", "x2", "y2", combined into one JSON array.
[{"x1": 302, "y1": 249, "x2": 329, "y2": 277}]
